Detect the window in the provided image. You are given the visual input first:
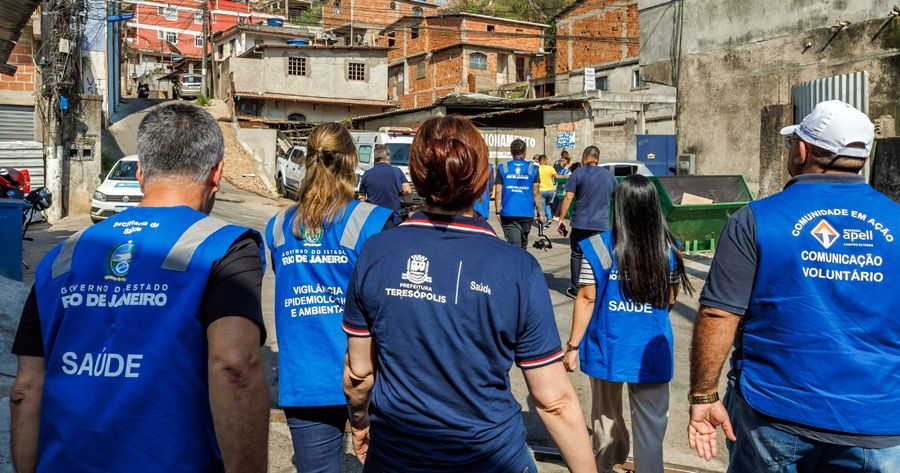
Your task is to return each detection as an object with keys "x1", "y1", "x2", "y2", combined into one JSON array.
[
  {"x1": 194, "y1": 11, "x2": 203, "y2": 24},
  {"x1": 411, "y1": 27, "x2": 419, "y2": 39},
  {"x1": 358, "y1": 145, "x2": 372, "y2": 163},
  {"x1": 333, "y1": 0, "x2": 342, "y2": 15},
  {"x1": 348, "y1": 62, "x2": 366, "y2": 81},
  {"x1": 632, "y1": 69, "x2": 646, "y2": 89},
  {"x1": 287, "y1": 113, "x2": 307, "y2": 123},
  {"x1": 469, "y1": 52, "x2": 487, "y2": 71},
  {"x1": 412, "y1": 6, "x2": 423, "y2": 16},
  {"x1": 516, "y1": 28, "x2": 523, "y2": 33},
  {"x1": 288, "y1": 57, "x2": 307, "y2": 76},
  {"x1": 387, "y1": 32, "x2": 396, "y2": 47},
  {"x1": 166, "y1": 32, "x2": 178, "y2": 44},
  {"x1": 596, "y1": 75, "x2": 609, "y2": 91},
  {"x1": 389, "y1": 1, "x2": 396, "y2": 9},
  {"x1": 415, "y1": 60, "x2": 426, "y2": 80},
  {"x1": 195, "y1": 35, "x2": 203, "y2": 48},
  {"x1": 157, "y1": 30, "x2": 165, "y2": 40},
  {"x1": 158, "y1": 6, "x2": 177, "y2": 21},
  {"x1": 486, "y1": 25, "x2": 495, "y2": 32}
]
